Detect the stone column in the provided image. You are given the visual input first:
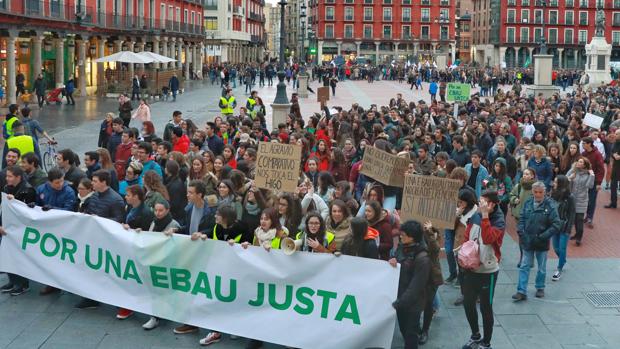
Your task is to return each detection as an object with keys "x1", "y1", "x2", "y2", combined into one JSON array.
[
  {"x1": 32, "y1": 35, "x2": 44, "y2": 80},
  {"x1": 355, "y1": 41, "x2": 361, "y2": 57},
  {"x1": 528, "y1": 47, "x2": 534, "y2": 64},
  {"x1": 193, "y1": 44, "x2": 199, "y2": 77},
  {"x1": 136, "y1": 42, "x2": 145, "y2": 72},
  {"x1": 127, "y1": 41, "x2": 135, "y2": 79},
  {"x1": 67, "y1": 40, "x2": 75, "y2": 80},
  {"x1": 451, "y1": 43, "x2": 456, "y2": 63},
  {"x1": 375, "y1": 41, "x2": 380, "y2": 64},
  {"x1": 161, "y1": 37, "x2": 169, "y2": 69},
  {"x1": 153, "y1": 36, "x2": 160, "y2": 69},
  {"x1": 114, "y1": 39, "x2": 123, "y2": 53},
  {"x1": 394, "y1": 42, "x2": 399, "y2": 60},
  {"x1": 336, "y1": 41, "x2": 342, "y2": 56},
  {"x1": 431, "y1": 43, "x2": 437, "y2": 54},
  {"x1": 499, "y1": 46, "x2": 507, "y2": 67},
  {"x1": 199, "y1": 43, "x2": 205, "y2": 74},
  {"x1": 557, "y1": 48, "x2": 564, "y2": 69},
  {"x1": 97, "y1": 38, "x2": 106, "y2": 87},
  {"x1": 169, "y1": 38, "x2": 176, "y2": 69},
  {"x1": 77, "y1": 39, "x2": 87, "y2": 96},
  {"x1": 7, "y1": 34, "x2": 17, "y2": 104},
  {"x1": 317, "y1": 40, "x2": 323, "y2": 64},
  {"x1": 177, "y1": 39, "x2": 183, "y2": 70},
  {"x1": 55, "y1": 37, "x2": 65, "y2": 87},
  {"x1": 414, "y1": 42, "x2": 419, "y2": 57},
  {"x1": 185, "y1": 43, "x2": 191, "y2": 79}
]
